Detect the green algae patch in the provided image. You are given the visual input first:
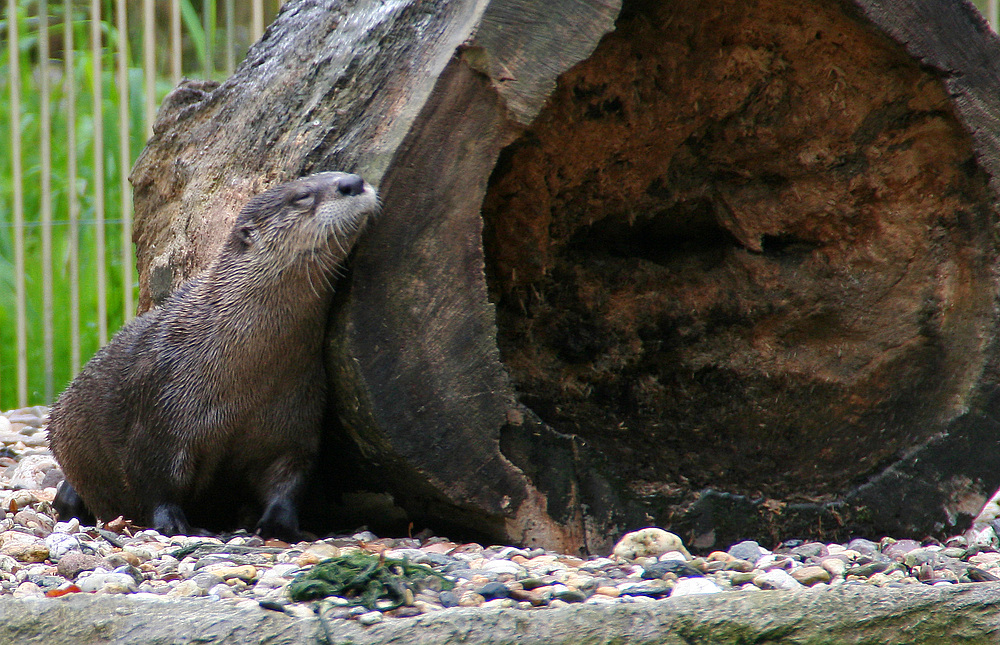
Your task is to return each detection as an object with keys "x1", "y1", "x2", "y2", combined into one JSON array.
[{"x1": 287, "y1": 552, "x2": 454, "y2": 610}]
